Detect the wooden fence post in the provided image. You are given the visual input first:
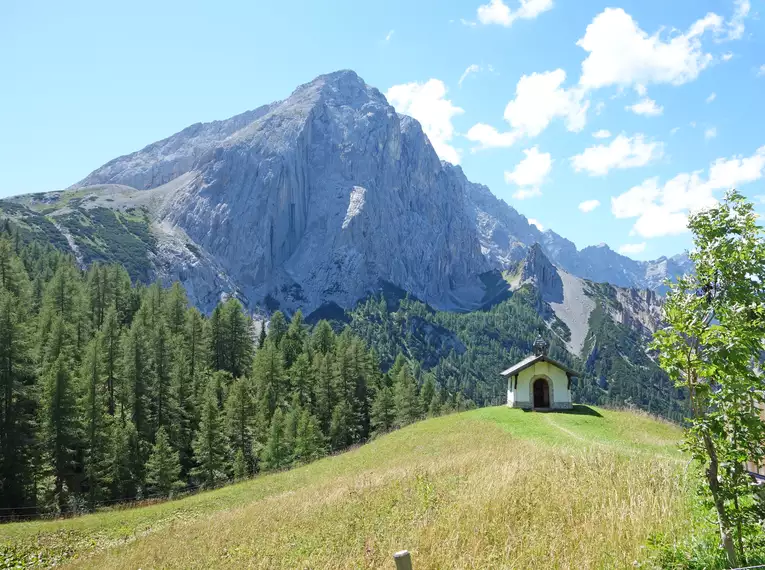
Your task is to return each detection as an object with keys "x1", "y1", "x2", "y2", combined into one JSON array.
[{"x1": 394, "y1": 550, "x2": 413, "y2": 570}]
